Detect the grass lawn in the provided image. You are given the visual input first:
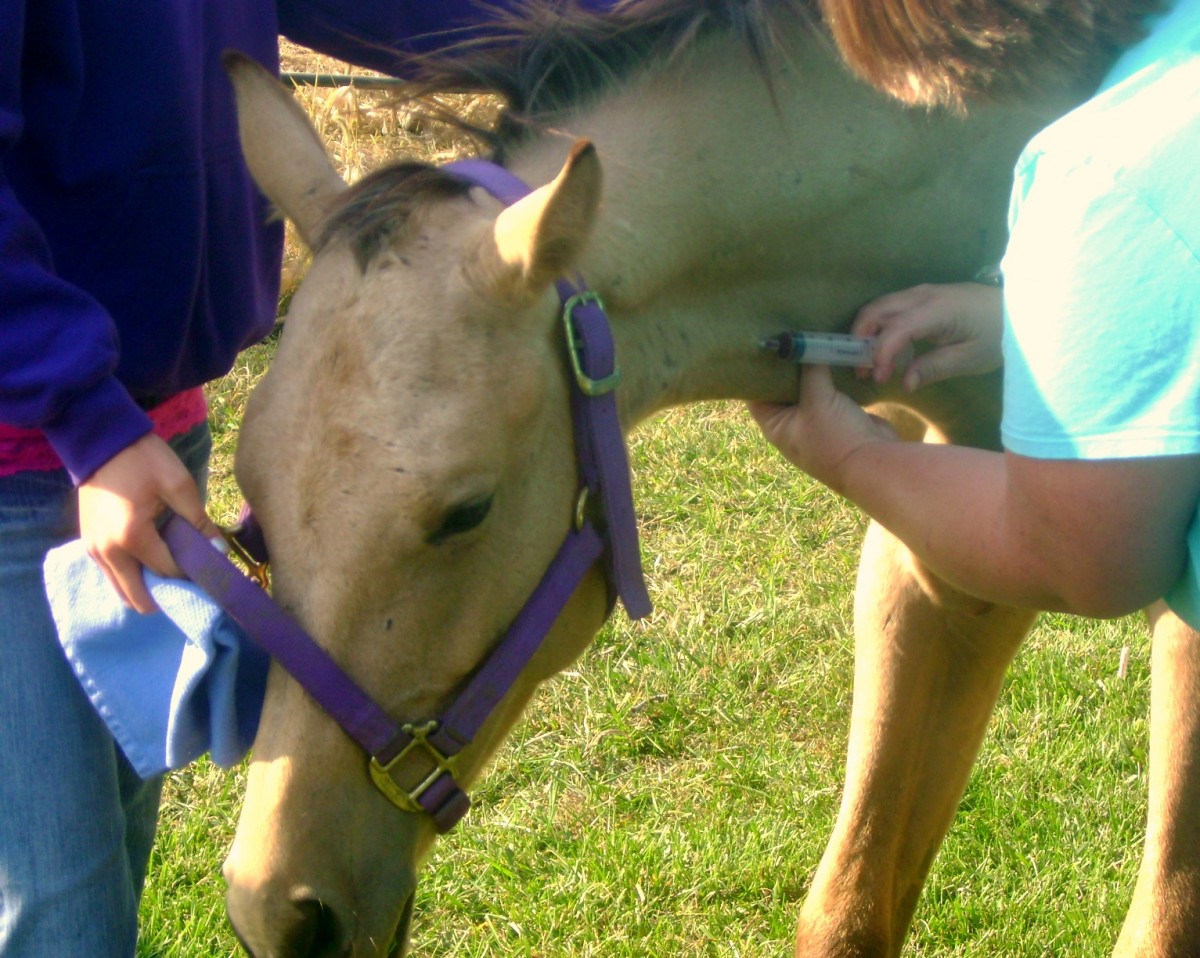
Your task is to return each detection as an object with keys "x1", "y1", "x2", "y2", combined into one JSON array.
[{"x1": 139, "y1": 347, "x2": 1149, "y2": 956}]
